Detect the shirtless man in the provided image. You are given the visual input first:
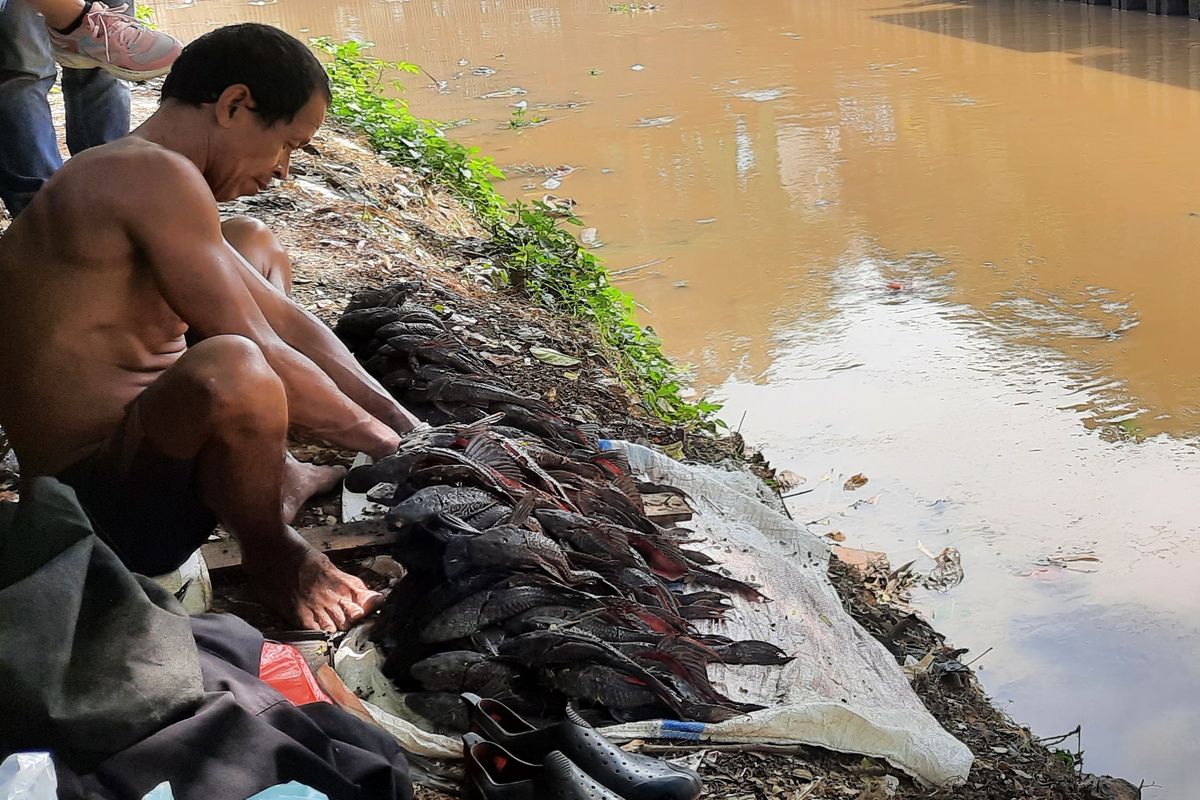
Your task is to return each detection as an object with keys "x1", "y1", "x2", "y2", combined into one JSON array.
[{"x1": 0, "y1": 23, "x2": 418, "y2": 632}]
